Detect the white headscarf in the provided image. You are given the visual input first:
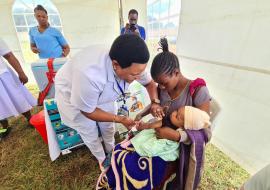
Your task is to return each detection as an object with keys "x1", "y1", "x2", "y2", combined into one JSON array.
[{"x1": 184, "y1": 106, "x2": 211, "y2": 130}]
